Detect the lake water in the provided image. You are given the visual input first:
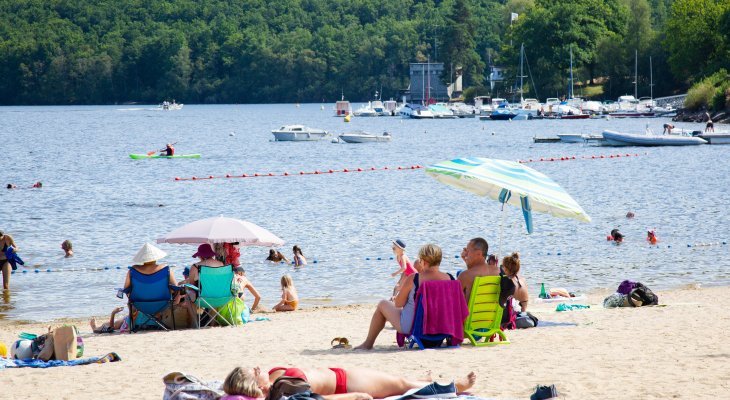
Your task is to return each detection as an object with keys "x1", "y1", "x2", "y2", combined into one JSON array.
[{"x1": 1, "y1": 104, "x2": 728, "y2": 321}]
